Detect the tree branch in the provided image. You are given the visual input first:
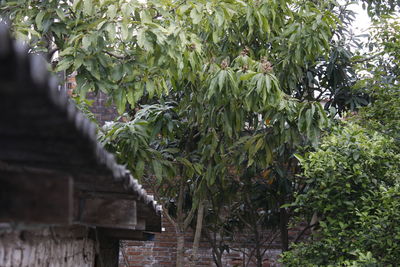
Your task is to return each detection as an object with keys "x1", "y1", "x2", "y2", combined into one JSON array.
[
  {"x1": 183, "y1": 204, "x2": 196, "y2": 229},
  {"x1": 163, "y1": 208, "x2": 178, "y2": 229},
  {"x1": 293, "y1": 222, "x2": 318, "y2": 244},
  {"x1": 103, "y1": 50, "x2": 128, "y2": 60}
]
